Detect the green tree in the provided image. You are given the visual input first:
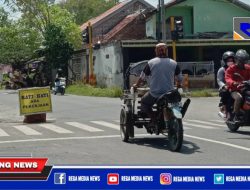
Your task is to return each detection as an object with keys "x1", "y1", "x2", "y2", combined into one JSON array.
[
  {"x1": 0, "y1": 17, "x2": 41, "y2": 64},
  {"x1": 0, "y1": 7, "x2": 10, "y2": 27},
  {"x1": 59, "y1": 0, "x2": 116, "y2": 25},
  {"x1": 41, "y1": 23, "x2": 74, "y2": 79},
  {"x1": 4, "y1": 0, "x2": 81, "y2": 49}
]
